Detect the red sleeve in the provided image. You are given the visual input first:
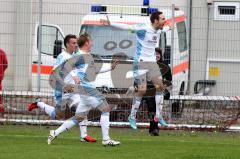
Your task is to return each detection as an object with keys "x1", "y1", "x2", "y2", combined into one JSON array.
[{"x1": 0, "y1": 49, "x2": 8, "y2": 71}]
